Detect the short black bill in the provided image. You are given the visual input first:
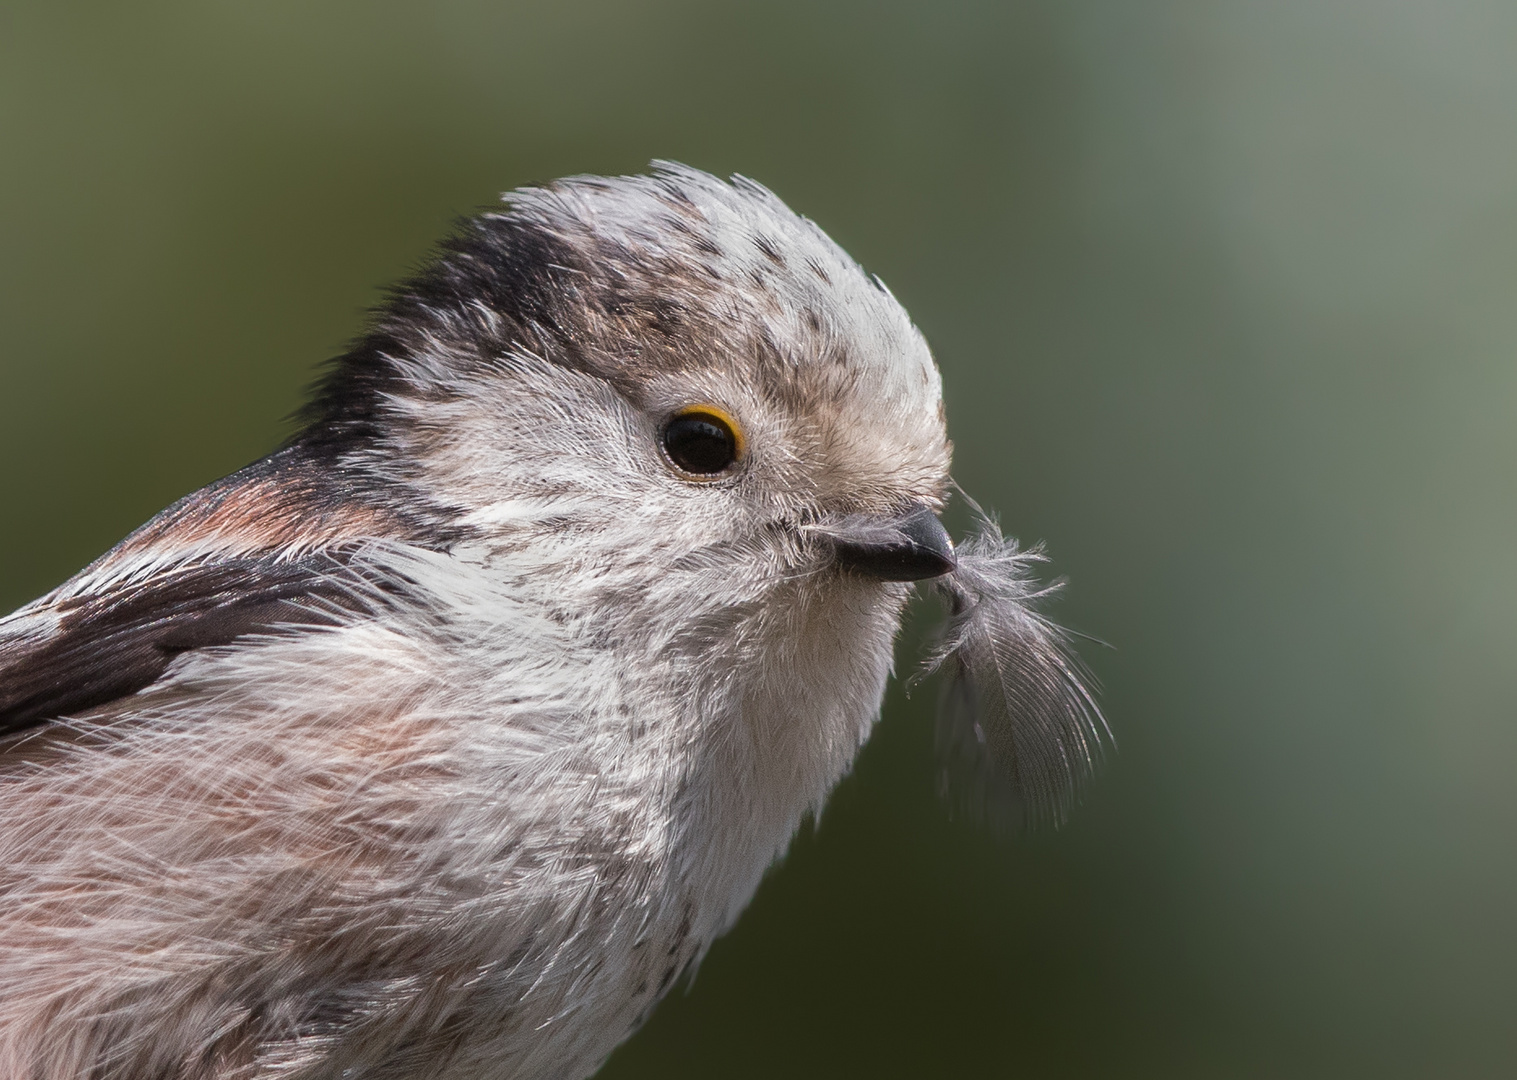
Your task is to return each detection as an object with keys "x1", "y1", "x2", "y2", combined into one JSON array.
[{"x1": 829, "y1": 504, "x2": 957, "y2": 582}]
